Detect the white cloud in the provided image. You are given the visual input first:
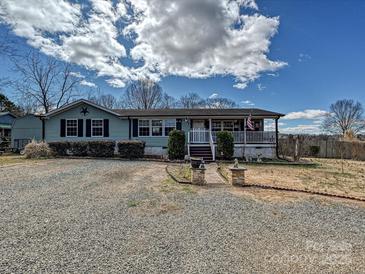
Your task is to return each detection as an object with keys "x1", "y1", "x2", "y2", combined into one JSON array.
[
  {"x1": 209, "y1": 93, "x2": 219, "y2": 99},
  {"x1": 106, "y1": 78, "x2": 126, "y2": 88},
  {"x1": 241, "y1": 100, "x2": 255, "y2": 106},
  {"x1": 127, "y1": 0, "x2": 286, "y2": 89},
  {"x1": 80, "y1": 80, "x2": 97, "y2": 88},
  {"x1": 0, "y1": 0, "x2": 81, "y2": 50},
  {"x1": 298, "y1": 53, "x2": 311, "y2": 62},
  {"x1": 257, "y1": 83, "x2": 266, "y2": 91},
  {"x1": 283, "y1": 109, "x2": 328, "y2": 120},
  {"x1": 70, "y1": 72, "x2": 84, "y2": 78},
  {"x1": 0, "y1": 0, "x2": 285, "y2": 89},
  {"x1": 281, "y1": 124, "x2": 322, "y2": 134}
]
